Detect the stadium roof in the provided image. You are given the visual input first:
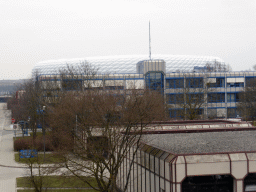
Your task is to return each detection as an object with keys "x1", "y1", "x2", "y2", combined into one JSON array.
[{"x1": 33, "y1": 54, "x2": 225, "y2": 75}]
